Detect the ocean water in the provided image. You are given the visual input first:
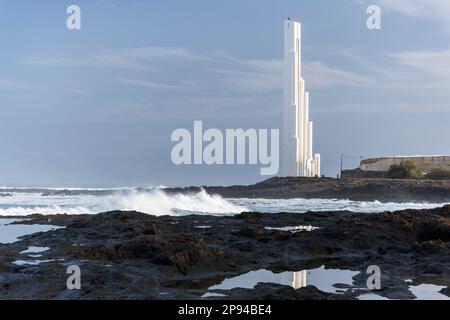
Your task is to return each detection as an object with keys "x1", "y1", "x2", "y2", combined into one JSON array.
[{"x1": 0, "y1": 188, "x2": 447, "y2": 217}]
